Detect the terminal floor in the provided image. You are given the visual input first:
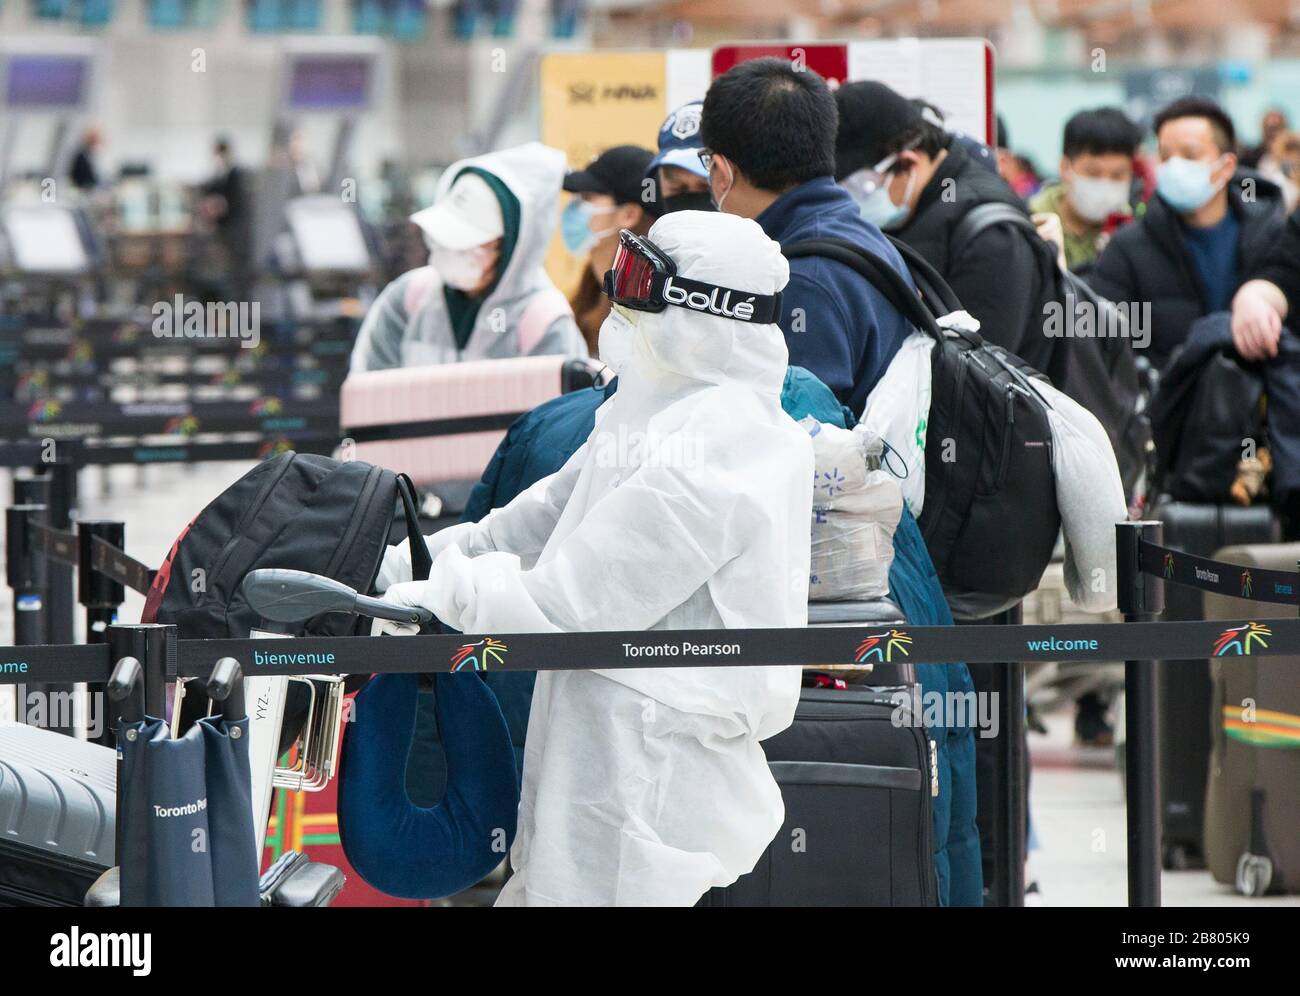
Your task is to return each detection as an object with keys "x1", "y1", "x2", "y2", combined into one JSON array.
[{"x1": 2, "y1": 462, "x2": 1297, "y2": 908}]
